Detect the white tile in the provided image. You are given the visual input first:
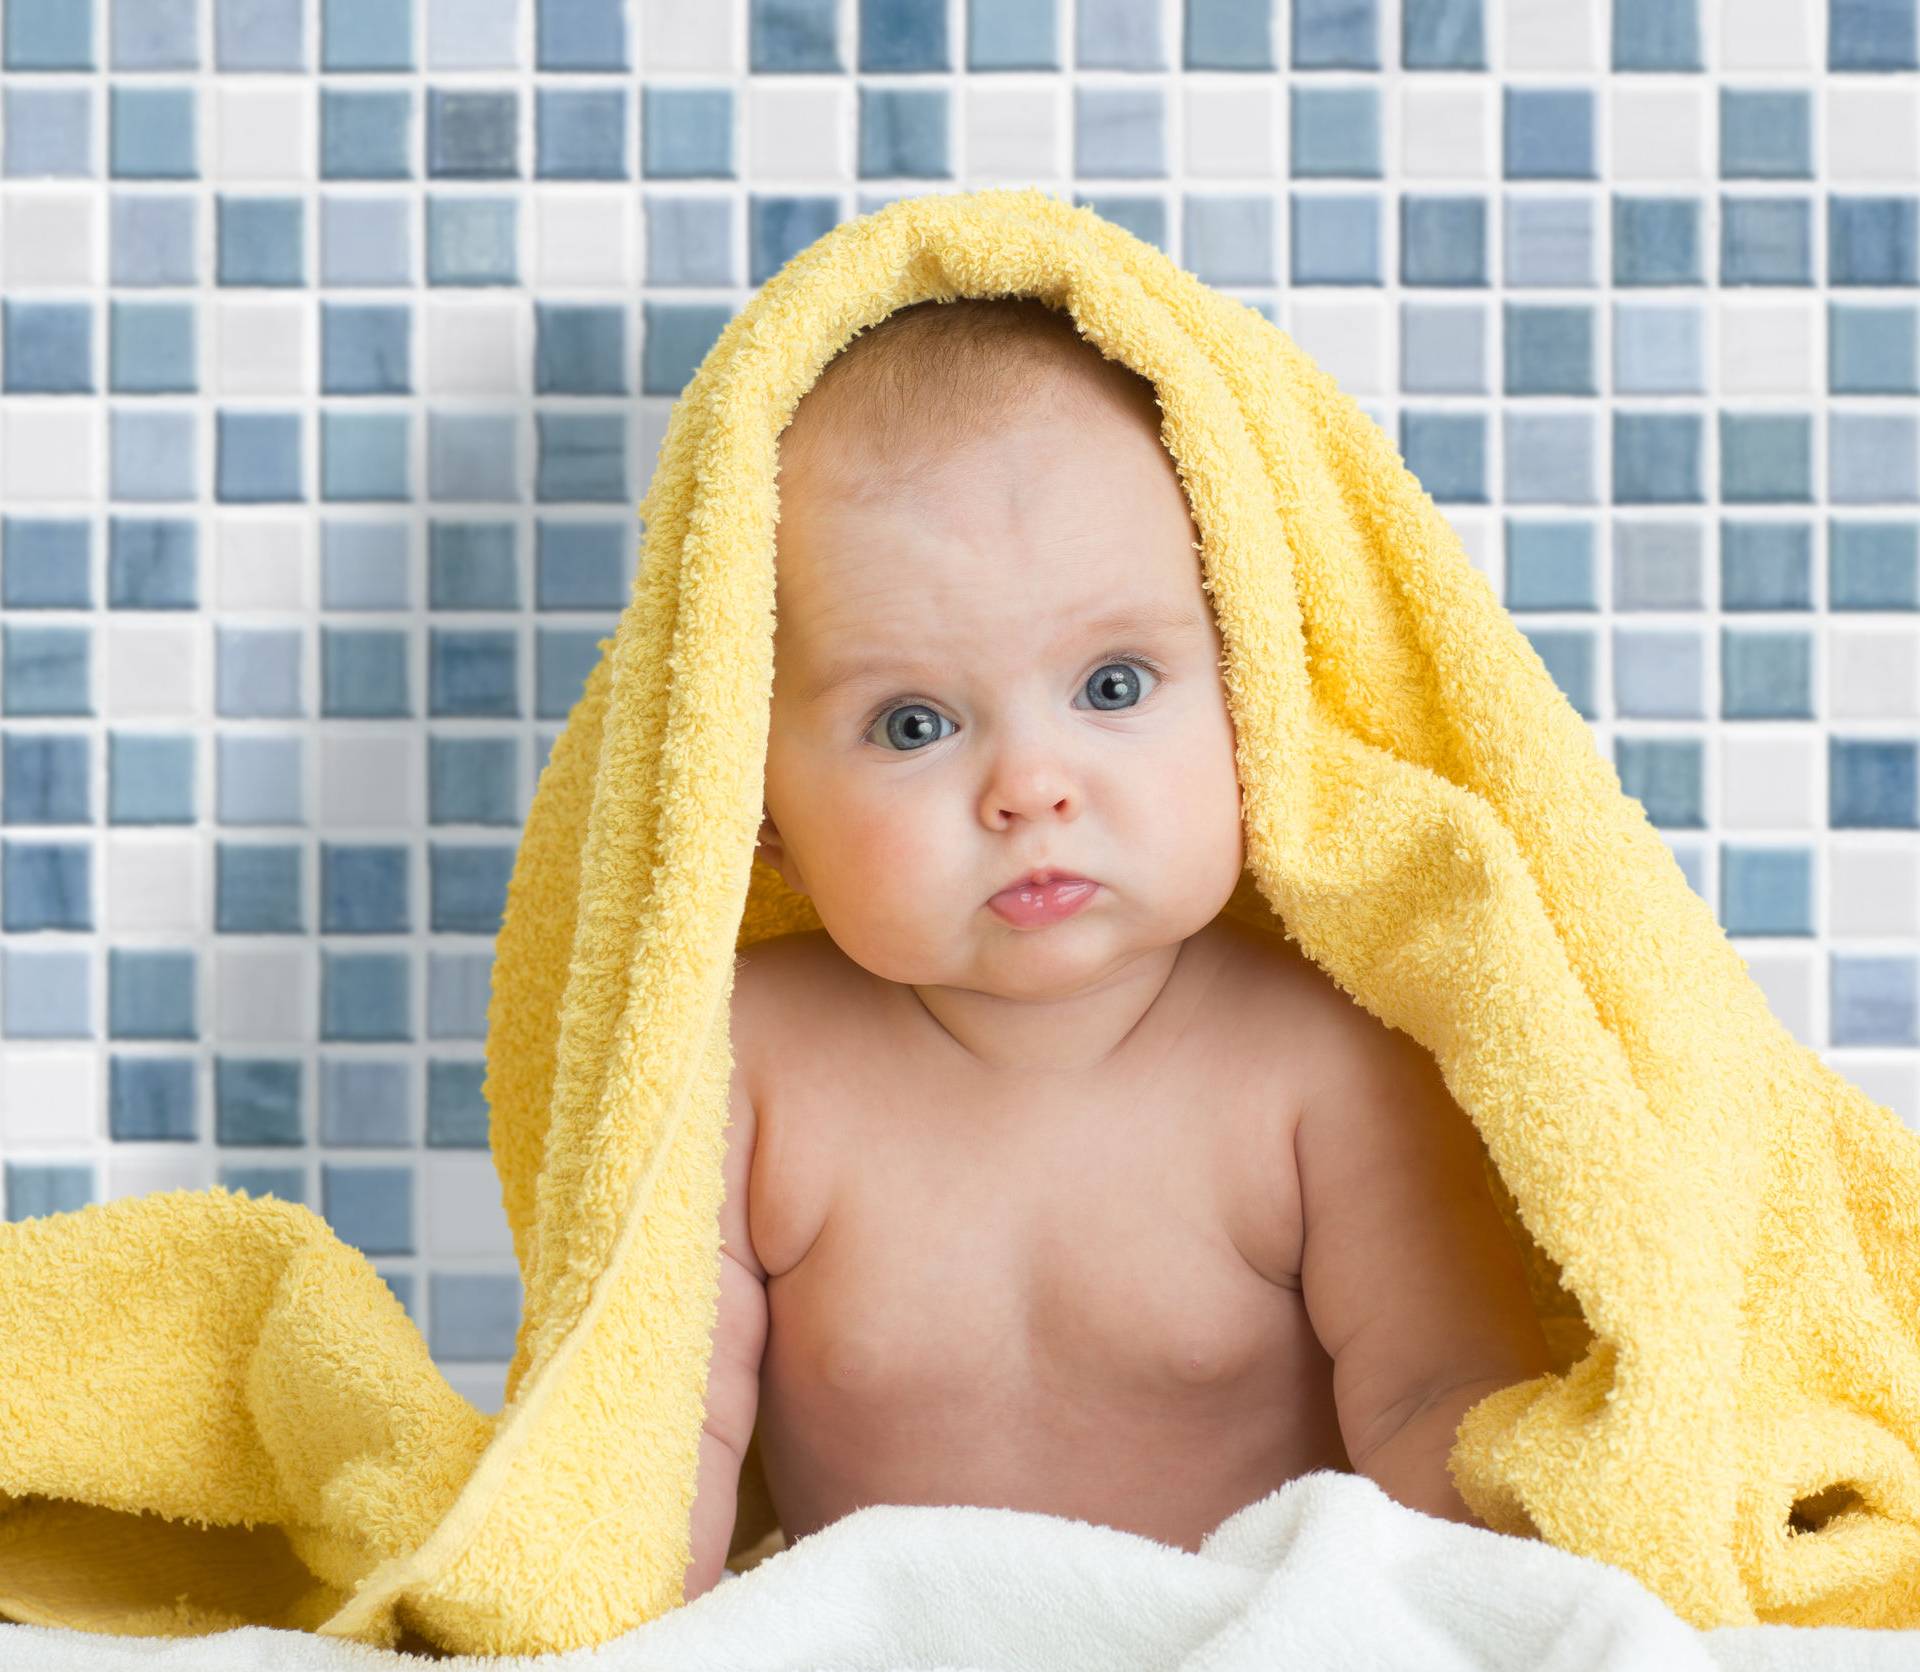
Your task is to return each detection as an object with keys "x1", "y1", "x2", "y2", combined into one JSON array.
[
  {"x1": 0, "y1": 1051, "x2": 100, "y2": 1147},
  {"x1": 535, "y1": 192, "x2": 634, "y2": 288},
  {"x1": 428, "y1": 0, "x2": 522, "y2": 68},
  {"x1": 423, "y1": 1152, "x2": 515, "y2": 1256},
  {"x1": 1823, "y1": 1055, "x2": 1920, "y2": 1131},
  {"x1": 216, "y1": 517, "x2": 312, "y2": 611},
  {"x1": 320, "y1": 733, "x2": 418, "y2": 826},
  {"x1": 1717, "y1": 0, "x2": 1820, "y2": 71},
  {"x1": 214, "y1": 85, "x2": 313, "y2": 181},
  {"x1": 1830, "y1": 843, "x2": 1920, "y2": 937},
  {"x1": 215, "y1": 298, "x2": 311, "y2": 395},
  {"x1": 1740, "y1": 949, "x2": 1817, "y2": 1048},
  {"x1": 1181, "y1": 81, "x2": 1274, "y2": 180},
  {"x1": 1827, "y1": 87, "x2": 1920, "y2": 180},
  {"x1": 2, "y1": 405, "x2": 96, "y2": 502},
  {"x1": 1609, "y1": 87, "x2": 1710, "y2": 182},
  {"x1": 103, "y1": 621, "x2": 200, "y2": 718},
  {"x1": 965, "y1": 86, "x2": 1062, "y2": 182},
  {"x1": 3, "y1": 192, "x2": 96, "y2": 285},
  {"x1": 1282, "y1": 298, "x2": 1393, "y2": 398},
  {"x1": 637, "y1": 0, "x2": 739, "y2": 71},
  {"x1": 1502, "y1": 0, "x2": 1601, "y2": 71},
  {"x1": 107, "y1": 834, "x2": 203, "y2": 933},
  {"x1": 1397, "y1": 85, "x2": 1492, "y2": 180},
  {"x1": 1828, "y1": 625, "x2": 1920, "y2": 719},
  {"x1": 426, "y1": 299, "x2": 525, "y2": 395},
  {"x1": 1720, "y1": 732, "x2": 1818, "y2": 829},
  {"x1": 109, "y1": 1154, "x2": 213, "y2": 1203},
  {"x1": 213, "y1": 946, "x2": 312, "y2": 1041},
  {"x1": 1718, "y1": 301, "x2": 1816, "y2": 396},
  {"x1": 746, "y1": 84, "x2": 847, "y2": 181}
]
